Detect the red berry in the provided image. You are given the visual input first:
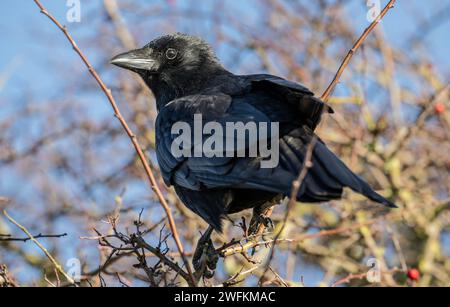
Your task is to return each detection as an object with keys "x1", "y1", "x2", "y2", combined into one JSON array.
[
  {"x1": 435, "y1": 103, "x2": 445, "y2": 114},
  {"x1": 407, "y1": 269, "x2": 420, "y2": 281}
]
